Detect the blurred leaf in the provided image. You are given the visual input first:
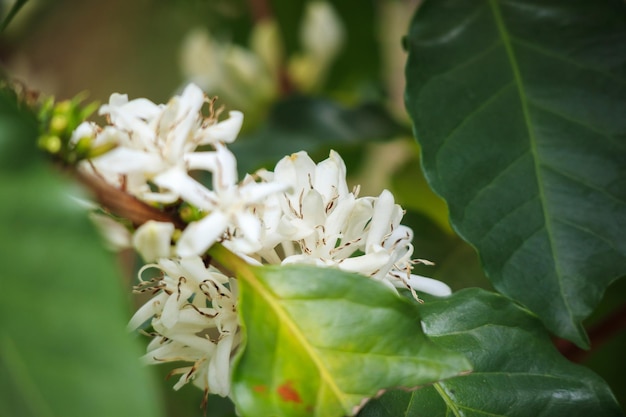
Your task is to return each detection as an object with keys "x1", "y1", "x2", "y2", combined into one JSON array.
[
  {"x1": 405, "y1": 0, "x2": 626, "y2": 347},
  {"x1": 0, "y1": 0, "x2": 28, "y2": 33},
  {"x1": 233, "y1": 95, "x2": 408, "y2": 174},
  {"x1": 209, "y1": 245, "x2": 471, "y2": 417},
  {"x1": 0, "y1": 91, "x2": 163, "y2": 417},
  {"x1": 359, "y1": 289, "x2": 623, "y2": 417},
  {"x1": 323, "y1": 0, "x2": 380, "y2": 93},
  {"x1": 0, "y1": 88, "x2": 39, "y2": 170}
]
